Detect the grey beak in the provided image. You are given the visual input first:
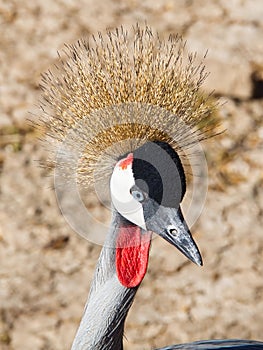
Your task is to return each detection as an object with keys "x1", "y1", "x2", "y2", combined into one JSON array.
[{"x1": 146, "y1": 205, "x2": 203, "y2": 266}]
